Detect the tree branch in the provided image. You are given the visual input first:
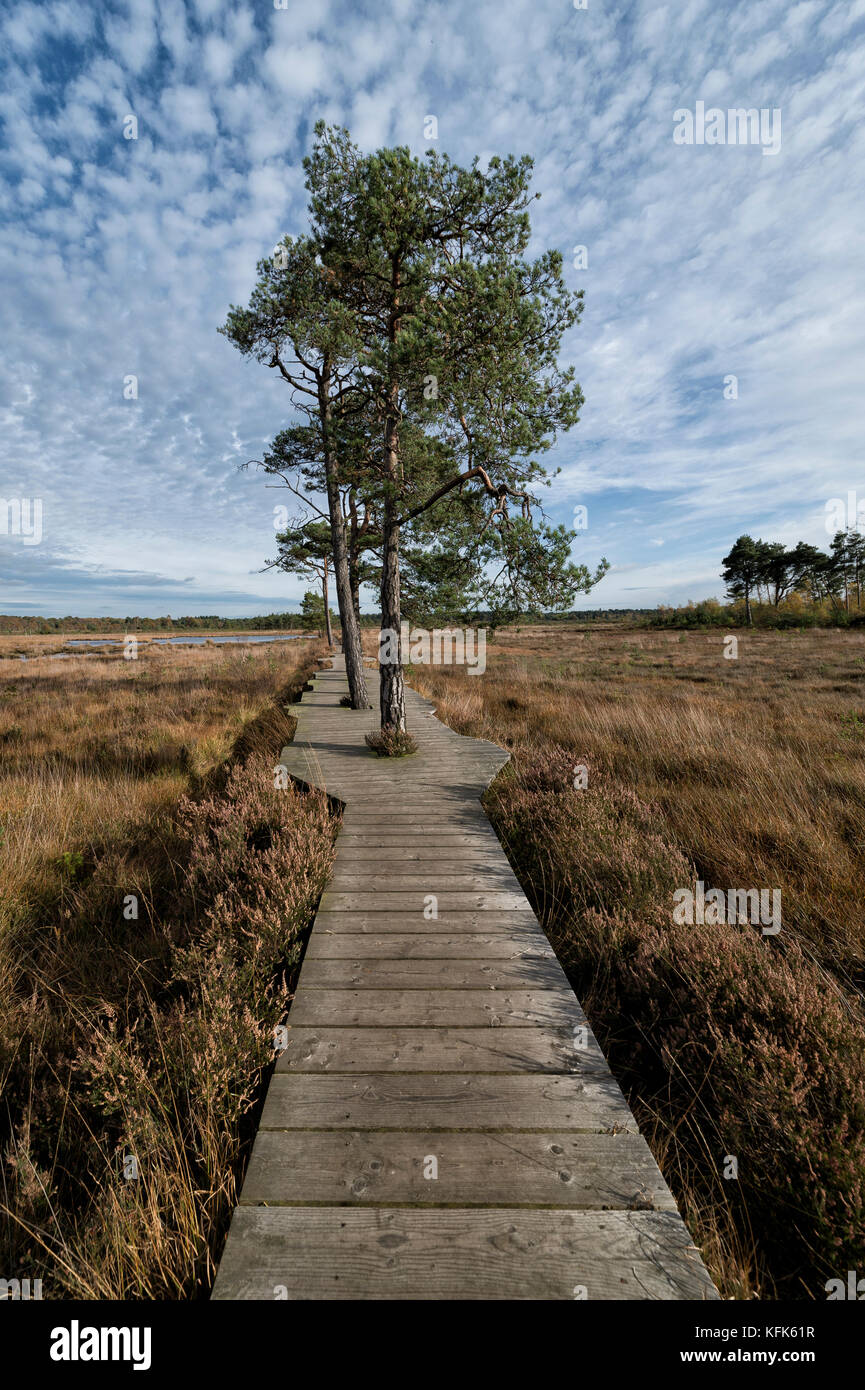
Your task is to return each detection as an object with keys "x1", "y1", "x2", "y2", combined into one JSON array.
[{"x1": 395, "y1": 465, "x2": 532, "y2": 528}]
